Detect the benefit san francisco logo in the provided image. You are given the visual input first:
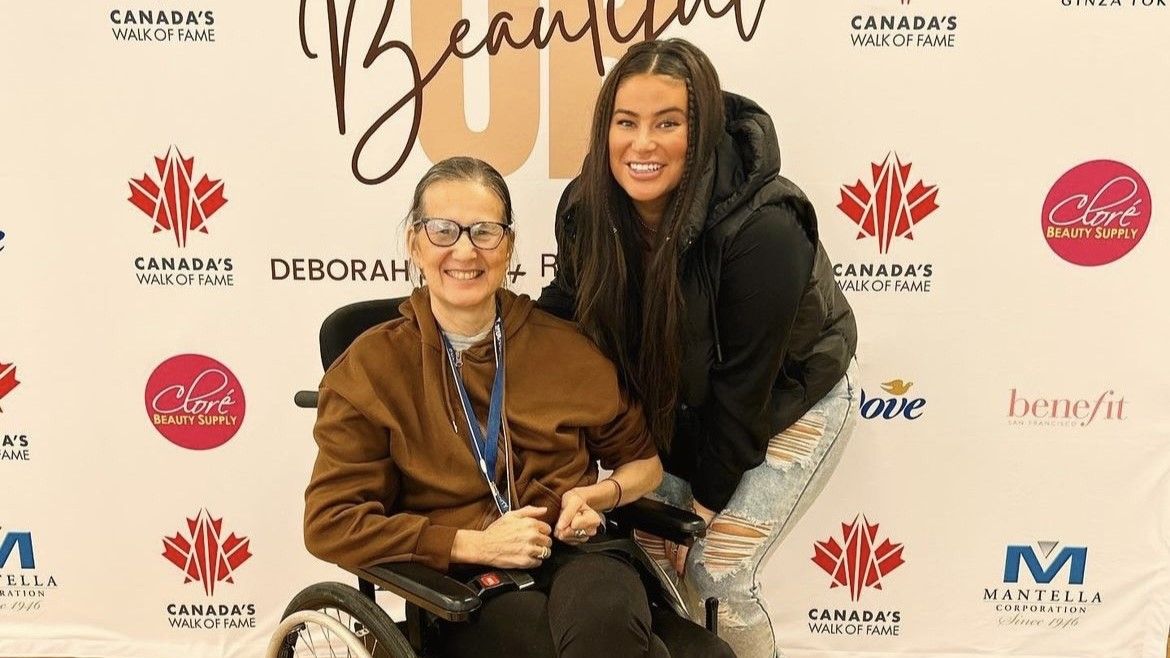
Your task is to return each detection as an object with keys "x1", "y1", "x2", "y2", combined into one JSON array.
[
  {"x1": 162, "y1": 509, "x2": 256, "y2": 630},
  {"x1": 808, "y1": 515, "x2": 905, "y2": 638},
  {"x1": 835, "y1": 152, "x2": 940, "y2": 294},
  {"x1": 127, "y1": 147, "x2": 234, "y2": 287}
]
